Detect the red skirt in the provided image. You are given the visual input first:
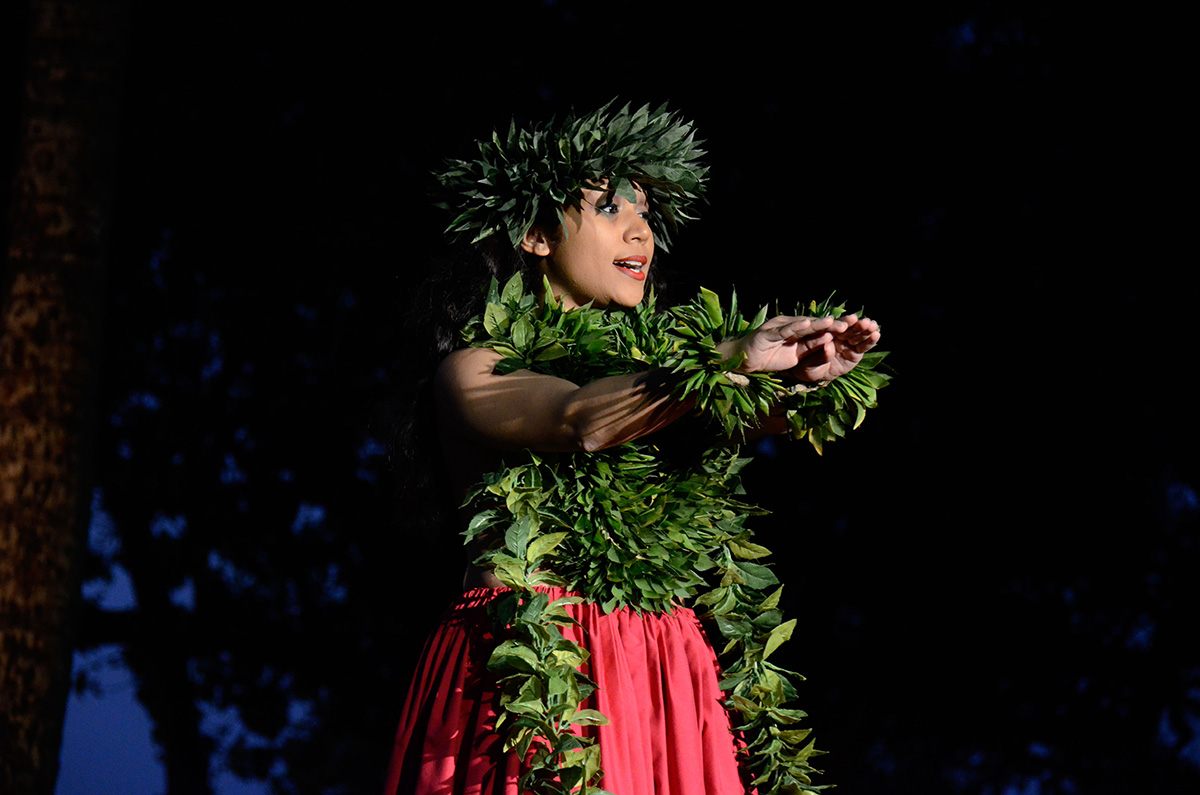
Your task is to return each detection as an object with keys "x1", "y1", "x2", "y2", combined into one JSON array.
[{"x1": 384, "y1": 587, "x2": 746, "y2": 794}]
